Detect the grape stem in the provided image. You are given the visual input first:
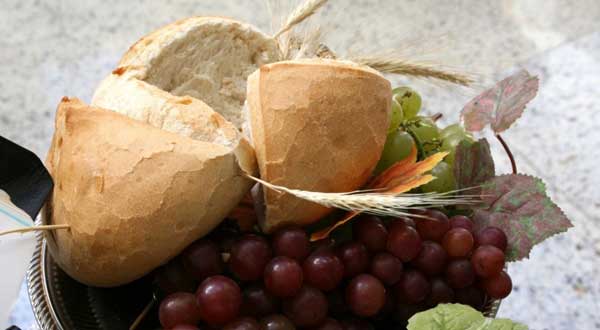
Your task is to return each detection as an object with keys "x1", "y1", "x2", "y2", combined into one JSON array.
[
  {"x1": 129, "y1": 294, "x2": 156, "y2": 330},
  {"x1": 495, "y1": 134, "x2": 517, "y2": 174}
]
